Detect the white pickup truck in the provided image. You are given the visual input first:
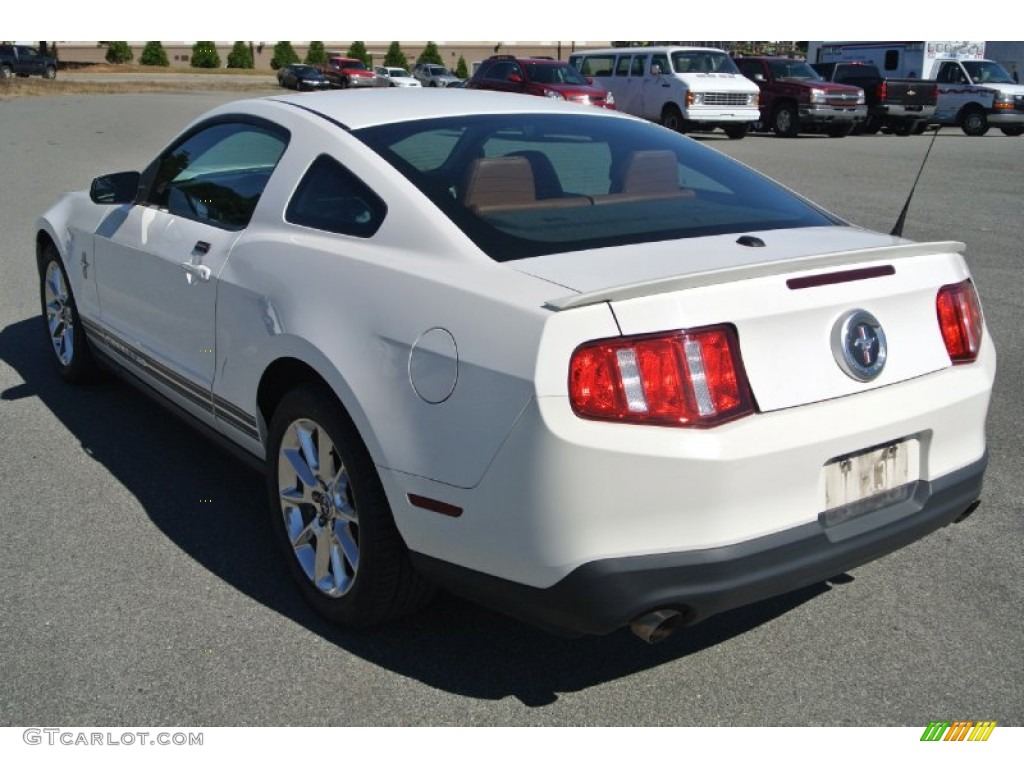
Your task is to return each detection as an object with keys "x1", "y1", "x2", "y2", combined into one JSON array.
[{"x1": 930, "y1": 58, "x2": 1024, "y2": 136}]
